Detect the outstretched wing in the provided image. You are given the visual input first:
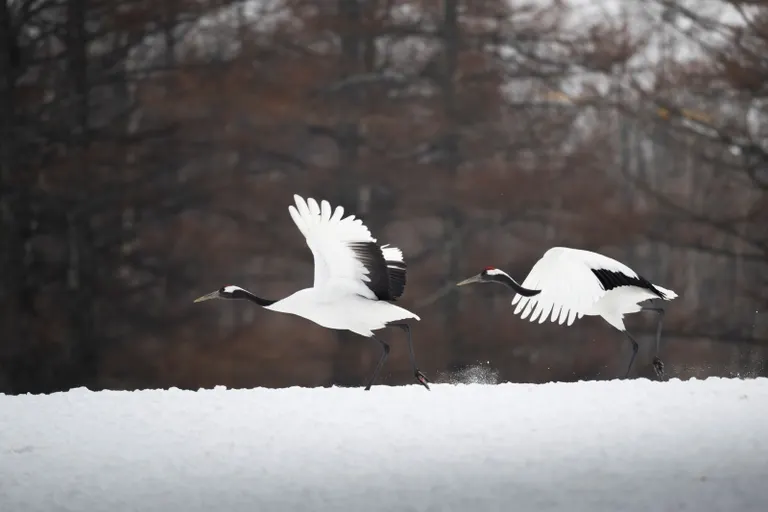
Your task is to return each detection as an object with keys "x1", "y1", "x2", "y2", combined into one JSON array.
[
  {"x1": 288, "y1": 195, "x2": 407, "y2": 301},
  {"x1": 510, "y1": 247, "x2": 639, "y2": 326}
]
